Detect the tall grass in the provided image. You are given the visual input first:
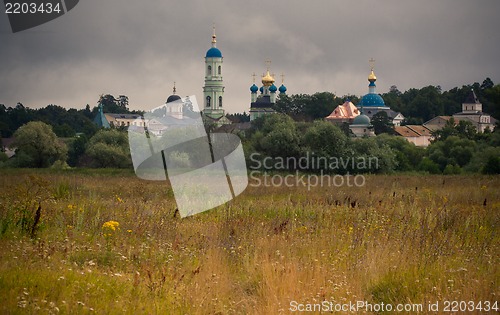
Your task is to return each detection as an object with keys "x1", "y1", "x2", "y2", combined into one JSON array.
[{"x1": 0, "y1": 170, "x2": 498, "y2": 314}]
